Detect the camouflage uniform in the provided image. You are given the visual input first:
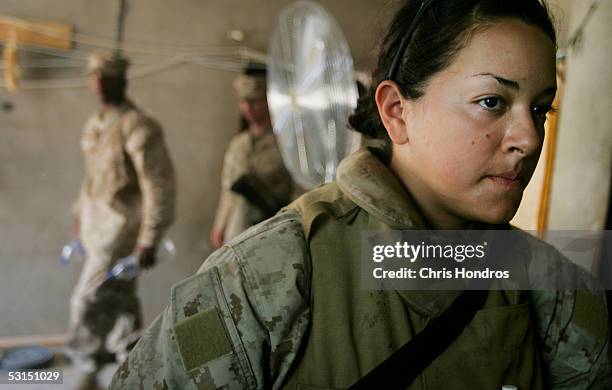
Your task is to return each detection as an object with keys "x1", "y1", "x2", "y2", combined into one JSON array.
[
  {"x1": 111, "y1": 148, "x2": 610, "y2": 389},
  {"x1": 68, "y1": 100, "x2": 176, "y2": 374},
  {"x1": 212, "y1": 129, "x2": 292, "y2": 242}
]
